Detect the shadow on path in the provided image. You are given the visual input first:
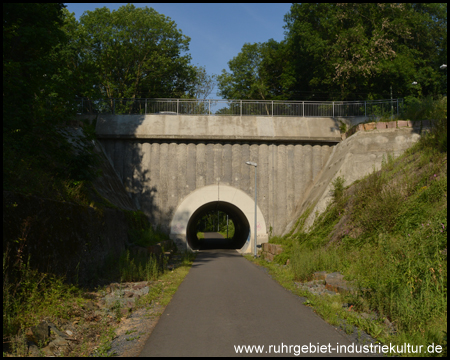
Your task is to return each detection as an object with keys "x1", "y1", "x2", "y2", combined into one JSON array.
[{"x1": 198, "y1": 232, "x2": 238, "y2": 250}]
